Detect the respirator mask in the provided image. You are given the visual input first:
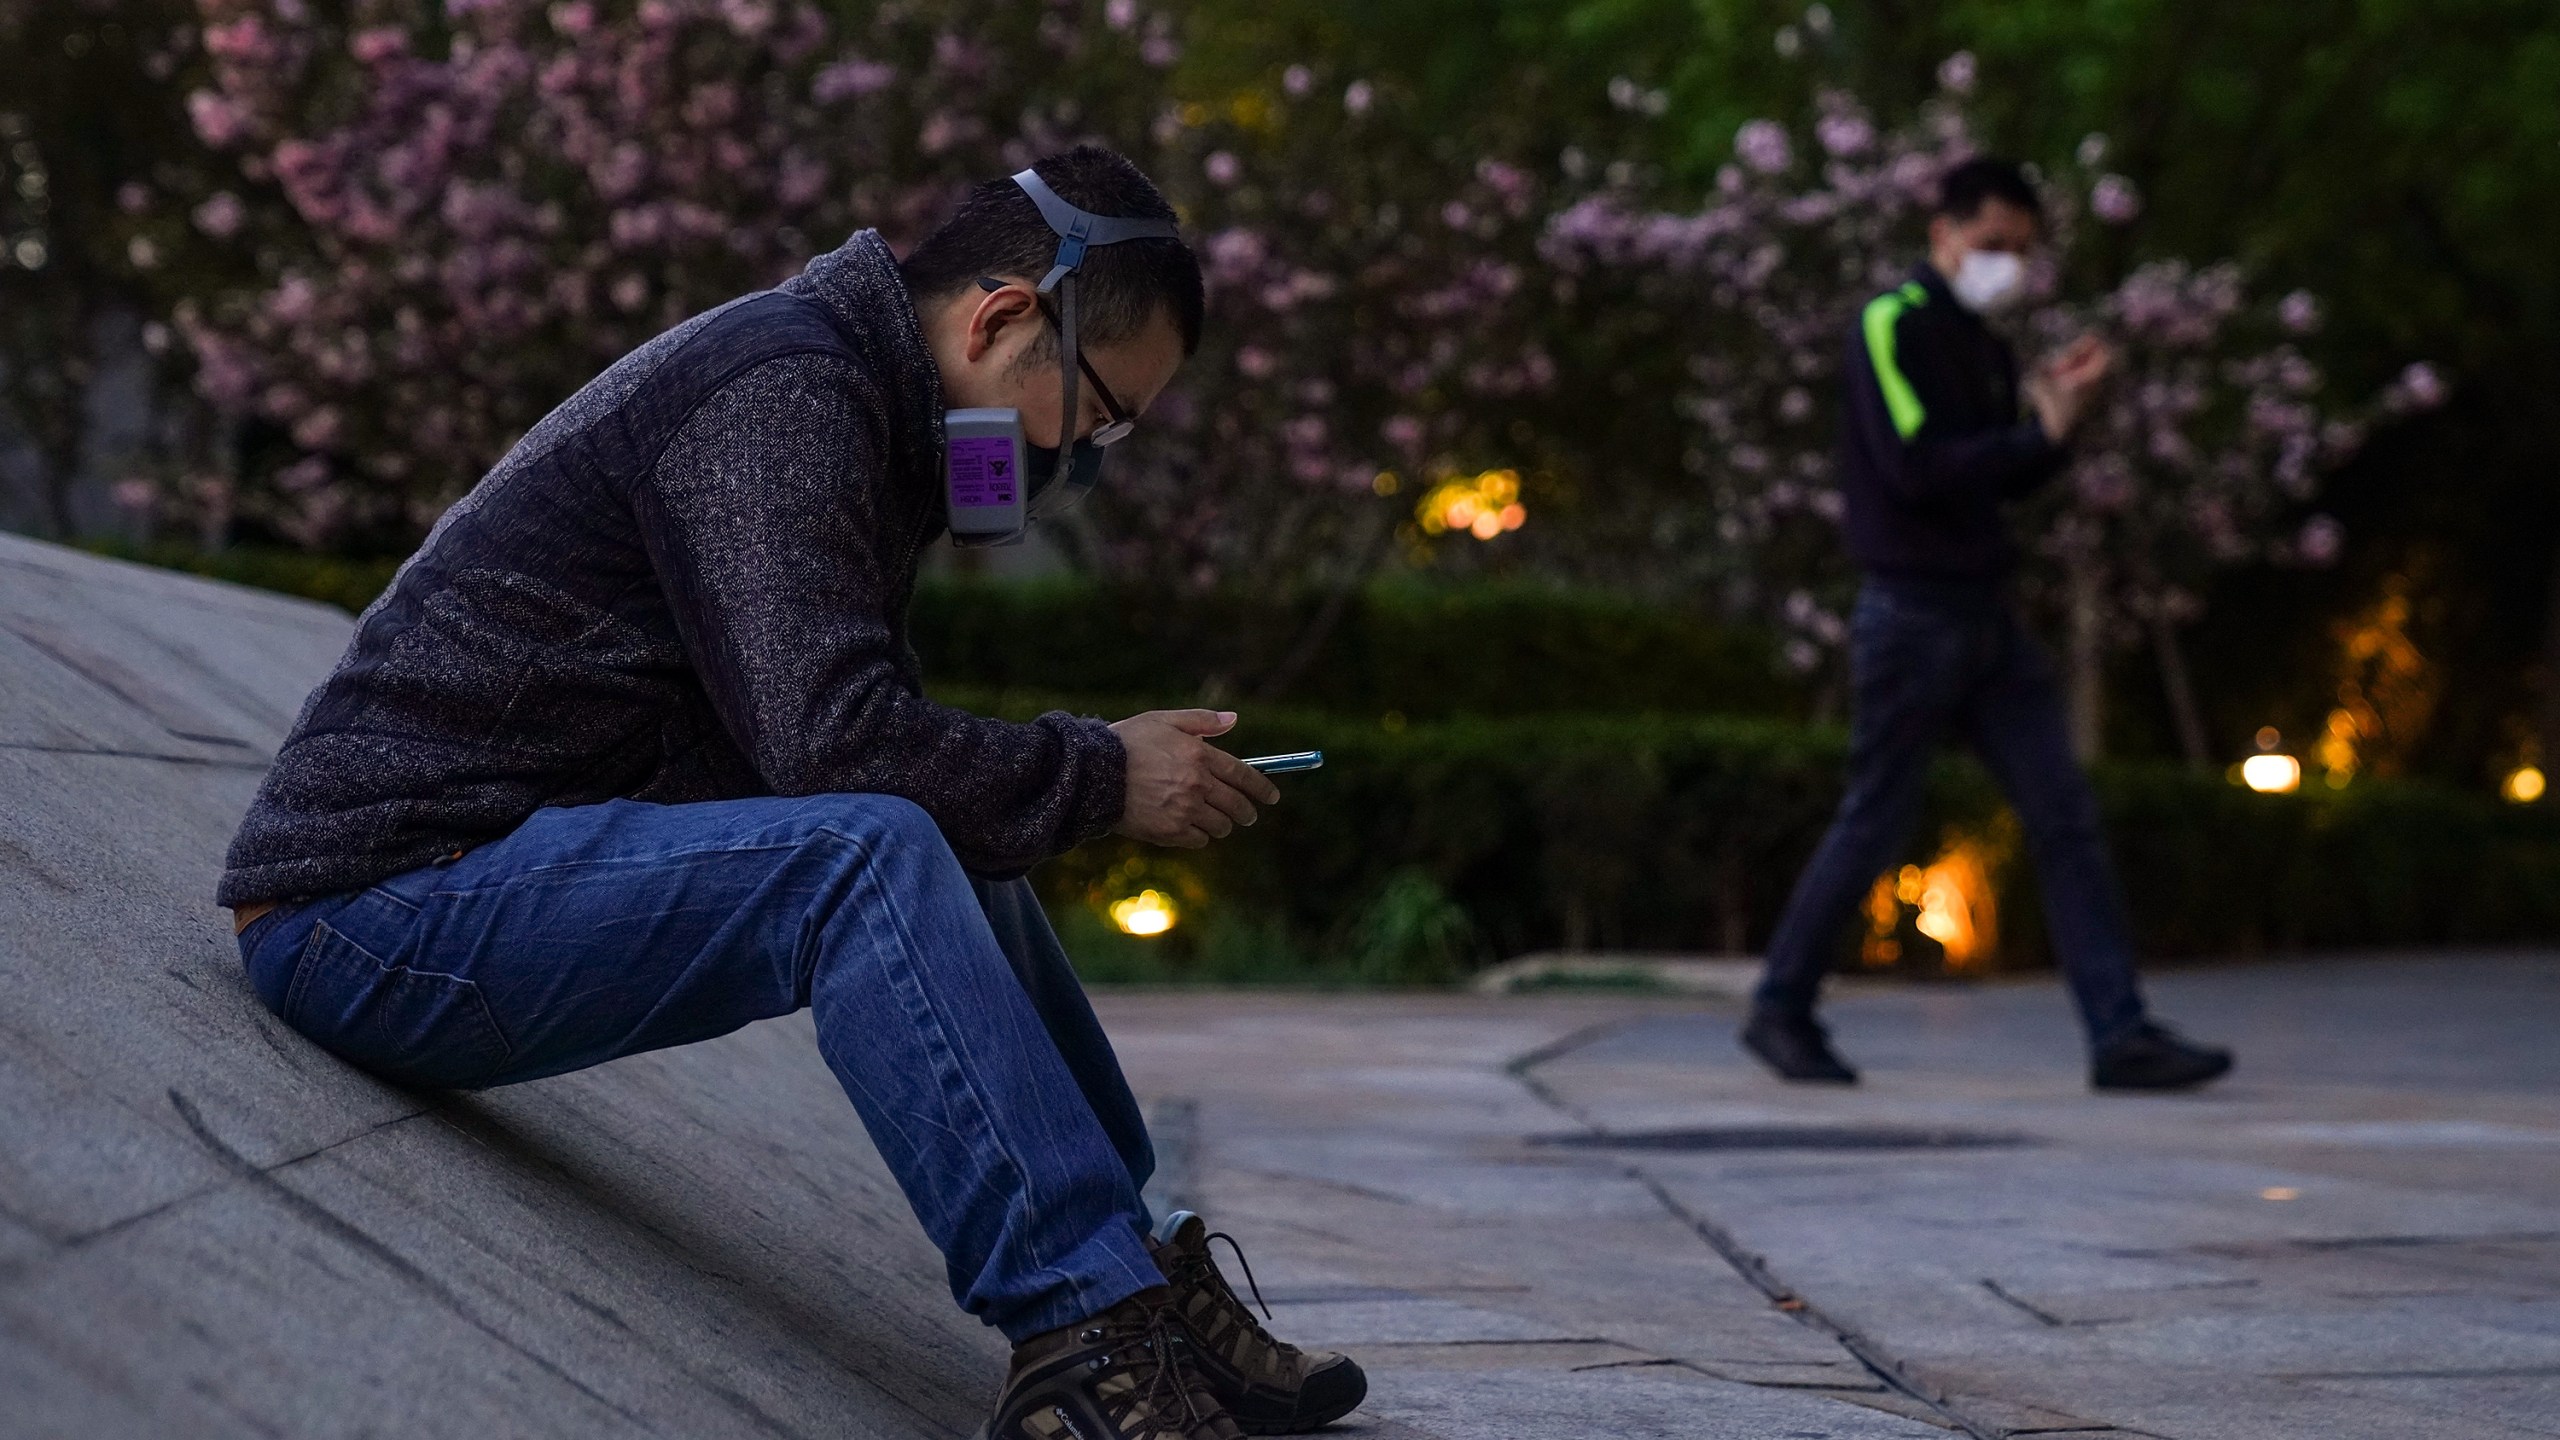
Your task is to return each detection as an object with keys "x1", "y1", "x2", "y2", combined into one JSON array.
[
  {"x1": 946, "y1": 169, "x2": 1179, "y2": 546},
  {"x1": 1948, "y1": 248, "x2": 2027, "y2": 315}
]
